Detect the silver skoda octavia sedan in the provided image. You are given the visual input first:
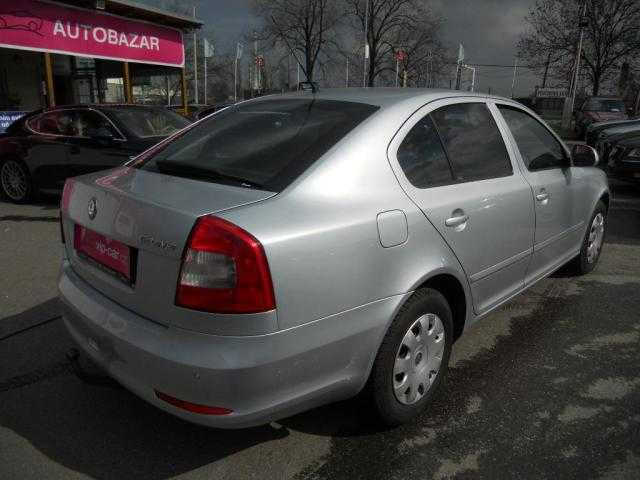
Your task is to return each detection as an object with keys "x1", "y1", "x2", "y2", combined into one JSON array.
[{"x1": 59, "y1": 89, "x2": 608, "y2": 428}]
